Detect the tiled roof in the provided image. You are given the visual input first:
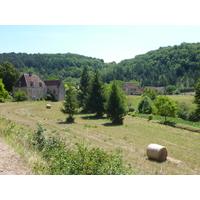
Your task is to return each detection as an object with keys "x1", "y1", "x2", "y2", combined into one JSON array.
[
  {"x1": 144, "y1": 86, "x2": 166, "y2": 91},
  {"x1": 44, "y1": 80, "x2": 61, "y2": 87},
  {"x1": 14, "y1": 73, "x2": 46, "y2": 87},
  {"x1": 123, "y1": 82, "x2": 143, "y2": 93}
]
